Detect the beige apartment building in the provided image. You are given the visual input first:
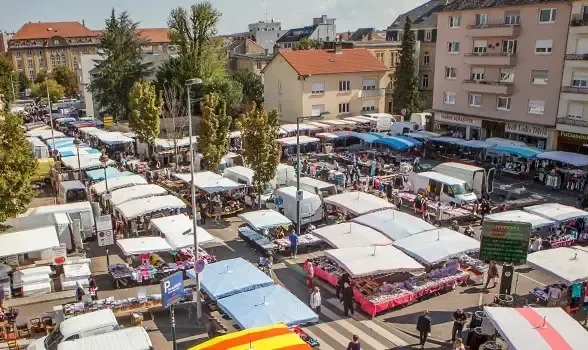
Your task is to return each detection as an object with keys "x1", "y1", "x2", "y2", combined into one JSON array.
[
  {"x1": 262, "y1": 45, "x2": 388, "y2": 123},
  {"x1": 225, "y1": 39, "x2": 271, "y2": 75},
  {"x1": 433, "y1": 0, "x2": 571, "y2": 150}
]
